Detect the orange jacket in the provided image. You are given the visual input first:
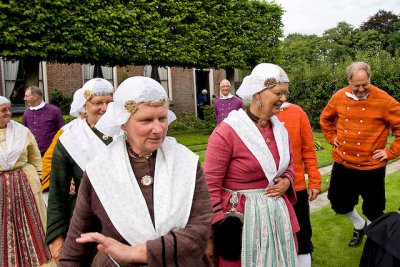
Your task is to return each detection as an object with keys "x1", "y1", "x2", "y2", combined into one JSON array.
[
  {"x1": 276, "y1": 104, "x2": 321, "y2": 191},
  {"x1": 41, "y1": 129, "x2": 64, "y2": 191},
  {"x1": 320, "y1": 85, "x2": 400, "y2": 170}
]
